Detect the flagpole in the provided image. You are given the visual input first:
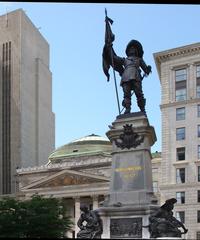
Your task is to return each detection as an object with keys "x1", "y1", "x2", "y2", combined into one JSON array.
[
  {"x1": 105, "y1": 9, "x2": 121, "y2": 115},
  {"x1": 110, "y1": 49, "x2": 121, "y2": 115}
]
